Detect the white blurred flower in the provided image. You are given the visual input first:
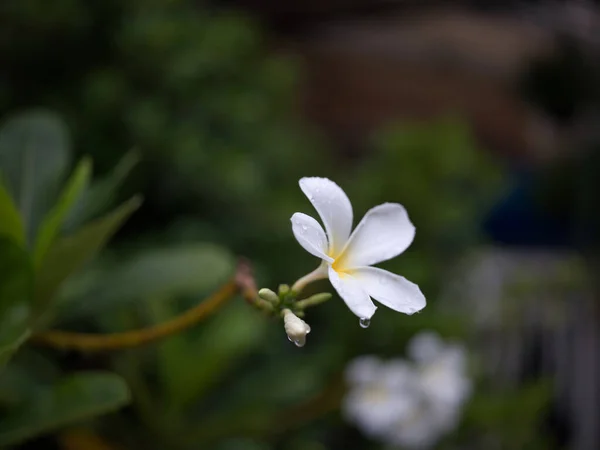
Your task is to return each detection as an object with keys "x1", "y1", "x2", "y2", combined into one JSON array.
[
  {"x1": 291, "y1": 177, "x2": 426, "y2": 323},
  {"x1": 408, "y1": 331, "x2": 472, "y2": 408},
  {"x1": 384, "y1": 400, "x2": 462, "y2": 450},
  {"x1": 343, "y1": 331, "x2": 471, "y2": 449},
  {"x1": 282, "y1": 309, "x2": 311, "y2": 348},
  {"x1": 343, "y1": 356, "x2": 416, "y2": 438}
]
